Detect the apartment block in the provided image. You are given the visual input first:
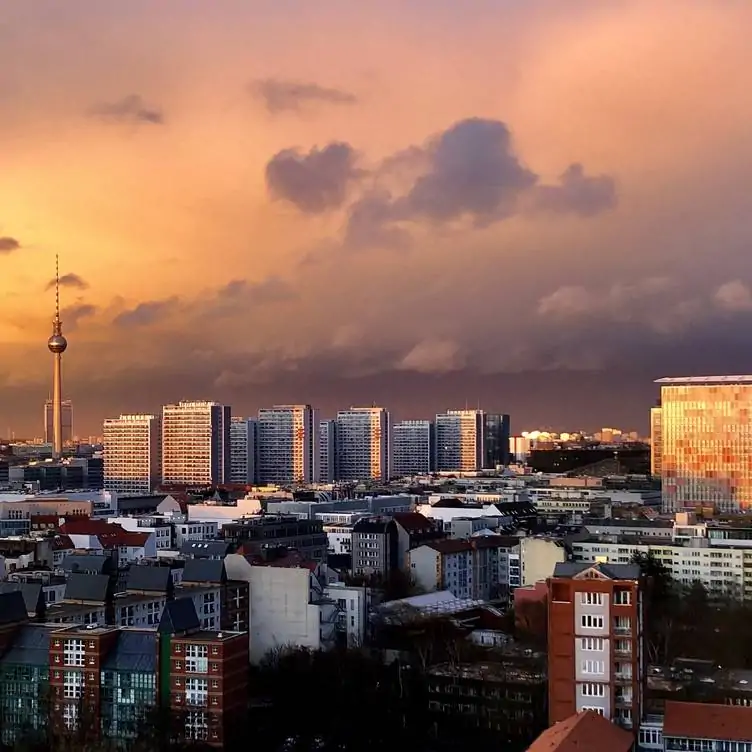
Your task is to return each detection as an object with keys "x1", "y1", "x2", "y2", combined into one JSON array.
[
  {"x1": 435, "y1": 410, "x2": 484, "y2": 472},
  {"x1": 335, "y1": 407, "x2": 389, "y2": 482},
  {"x1": 318, "y1": 420, "x2": 337, "y2": 482},
  {"x1": 256, "y1": 405, "x2": 315, "y2": 484},
  {"x1": 103, "y1": 414, "x2": 161, "y2": 497},
  {"x1": 547, "y1": 562, "x2": 644, "y2": 737},
  {"x1": 229, "y1": 417, "x2": 256, "y2": 484},
  {"x1": 391, "y1": 420, "x2": 435, "y2": 477}
]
